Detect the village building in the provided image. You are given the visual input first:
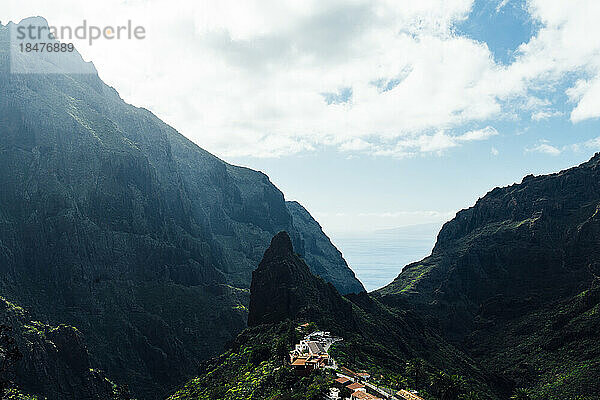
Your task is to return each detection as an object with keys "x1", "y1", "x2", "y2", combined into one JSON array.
[
  {"x1": 357, "y1": 372, "x2": 371, "y2": 381},
  {"x1": 334, "y1": 376, "x2": 351, "y2": 385},
  {"x1": 346, "y1": 382, "x2": 366, "y2": 392},
  {"x1": 350, "y1": 391, "x2": 382, "y2": 400},
  {"x1": 340, "y1": 366, "x2": 360, "y2": 380},
  {"x1": 289, "y1": 325, "x2": 420, "y2": 400},
  {"x1": 289, "y1": 330, "x2": 341, "y2": 374},
  {"x1": 396, "y1": 389, "x2": 425, "y2": 400},
  {"x1": 326, "y1": 387, "x2": 340, "y2": 400}
]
